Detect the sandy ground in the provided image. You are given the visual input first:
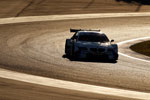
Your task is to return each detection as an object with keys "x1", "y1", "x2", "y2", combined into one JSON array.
[
  {"x1": 0, "y1": 77, "x2": 97, "y2": 100},
  {"x1": 0, "y1": 0, "x2": 150, "y2": 100},
  {"x1": 1, "y1": 0, "x2": 150, "y2": 18},
  {"x1": 0, "y1": 0, "x2": 30, "y2": 17}
]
